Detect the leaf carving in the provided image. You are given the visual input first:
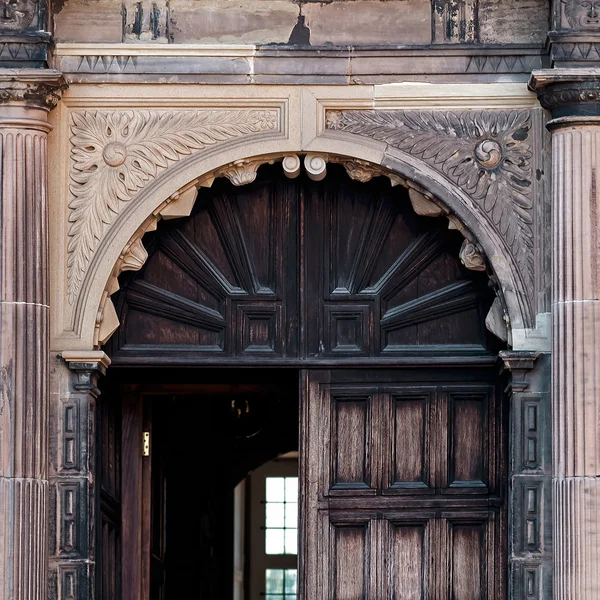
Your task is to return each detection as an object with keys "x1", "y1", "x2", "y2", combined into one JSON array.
[
  {"x1": 67, "y1": 109, "x2": 279, "y2": 303},
  {"x1": 326, "y1": 109, "x2": 535, "y2": 292}
]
